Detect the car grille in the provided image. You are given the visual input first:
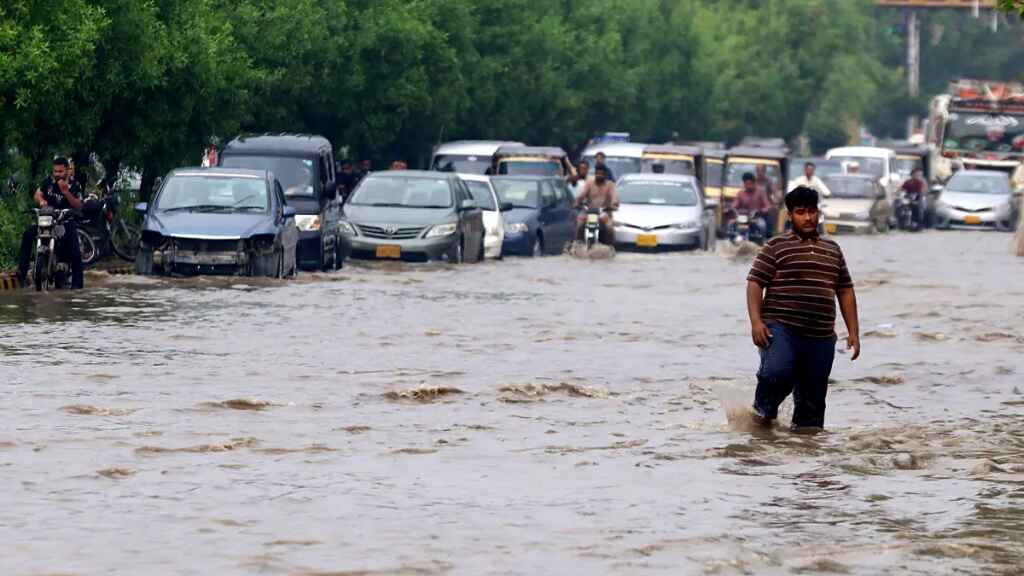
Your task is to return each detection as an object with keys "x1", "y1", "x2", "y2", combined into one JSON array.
[
  {"x1": 170, "y1": 237, "x2": 243, "y2": 252},
  {"x1": 953, "y1": 206, "x2": 993, "y2": 213},
  {"x1": 619, "y1": 223, "x2": 672, "y2": 231},
  {"x1": 358, "y1": 224, "x2": 425, "y2": 240}
]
